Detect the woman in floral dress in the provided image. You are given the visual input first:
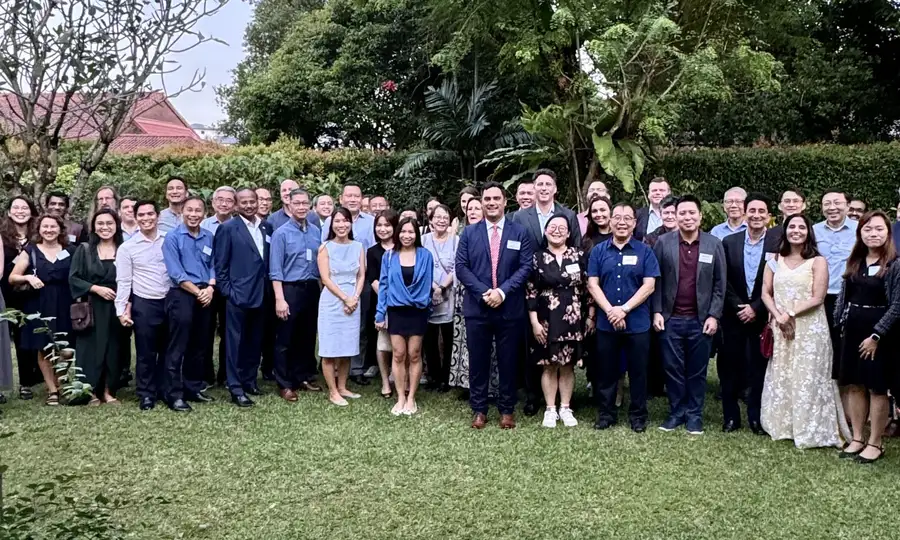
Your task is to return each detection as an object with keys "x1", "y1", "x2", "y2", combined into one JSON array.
[{"x1": 527, "y1": 214, "x2": 592, "y2": 428}]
